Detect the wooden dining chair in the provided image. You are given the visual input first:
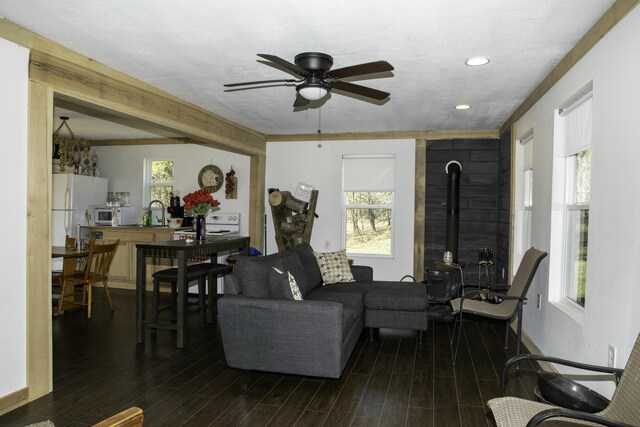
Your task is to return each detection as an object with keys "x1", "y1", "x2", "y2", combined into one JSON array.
[
  {"x1": 52, "y1": 235, "x2": 77, "y2": 283},
  {"x1": 60, "y1": 238, "x2": 120, "y2": 318}
]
